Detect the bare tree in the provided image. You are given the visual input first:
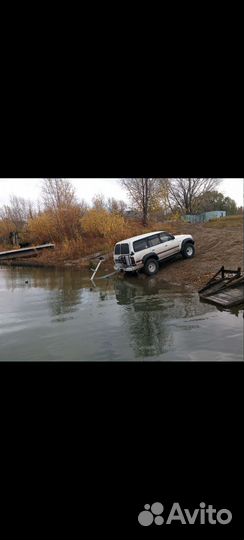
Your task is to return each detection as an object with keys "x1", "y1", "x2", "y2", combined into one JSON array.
[
  {"x1": 167, "y1": 178, "x2": 222, "y2": 214},
  {"x1": 0, "y1": 195, "x2": 36, "y2": 229},
  {"x1": 92, "y1": 194, "x2": 106, "y2": 210},
  {"x1": 41, "y1": 179, "x2": 76, "y2": 210},
  {"x1": 78, "y1": 199, "x2": 89, "y2": 217},
  {"x1": 106, "y1": 197, "x2": 127, "y2": 215},
  {"x1": 120, "y1": 178, "x2": 169, "y2": 226},
  {"x1": 41, "y1": 179, "x2": 82, "y2": 241}
]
